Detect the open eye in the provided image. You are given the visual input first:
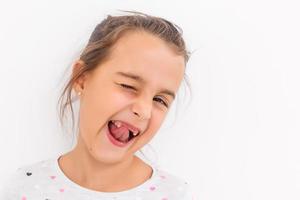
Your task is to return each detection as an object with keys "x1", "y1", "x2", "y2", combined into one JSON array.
[{"x1": 154, "y1": 97, "x2": 169, "y2": 108}]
